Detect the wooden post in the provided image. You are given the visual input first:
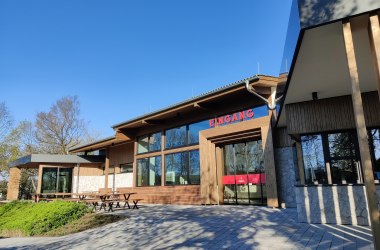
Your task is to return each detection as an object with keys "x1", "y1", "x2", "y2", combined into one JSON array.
[
  {"x1": 343, "y1": 20, "x2": 380, "y2": 248},
  {"x1": 37, "y1": 164, "x2": 43, "y2": 194},
  {"x1": 104, "y1": 148, "x2": 110, "y2": 189},
  {"x1": 6, "y1": 167, "x2": 21, "y2": 200},
  {"x1": 368, "y1": 14, "x2": 380, "y2": 101},
  {"x1": 76, "y1": 163, "x2": 80, "y2": 193},
  {"x1": 261, "y1": 124, "x2": 279, "y2": 208},
  {"x1": 295, "y1": 141, "x2": 305, "y2": 185}
]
